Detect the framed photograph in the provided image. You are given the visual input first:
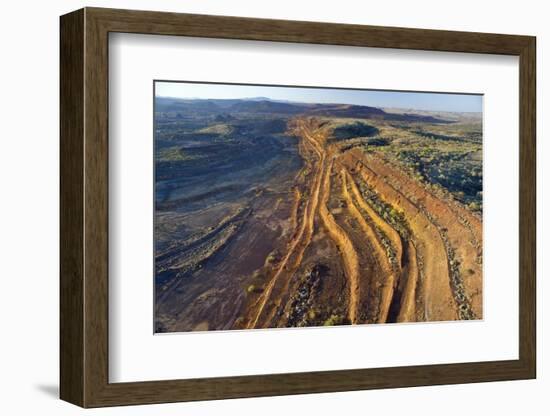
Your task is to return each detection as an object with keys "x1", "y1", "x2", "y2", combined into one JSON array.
[{"x1": 60, "y1": 7, "x2": 536, "y2": 407}]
